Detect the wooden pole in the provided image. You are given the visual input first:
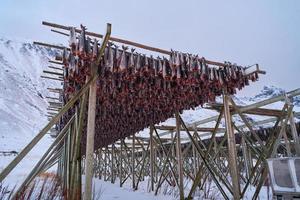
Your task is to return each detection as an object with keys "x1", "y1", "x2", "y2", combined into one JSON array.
[
  {"x1": 119, "y1": 140, "x2": 123, "y2": 187},
  {"x1": 111, "y1": 144, "x2": 115, "y2": 183},
  {"x1": 223, "y1": 93, "x2": 240, "y2": 200},
  {"x1": 290, "y1": 112, "x2": 300, "y2": 156},
  {"x1": 132, "y1": 134, "x2": 136, "y2": 189},
  {"x1": 84, "y1": 66, "x2": 97, "y2": 199},
  {"x1": 175, "y1": 112, "x2": 184, "y2": 200},
  {"x1": 41, "y1": 21, "x2": 268, "y2": 70},
  {"x1": 84, "y1": 23, "x2": 111, "y2": 200},
  {"x1": 149, "y1": 125, "x2": 154, "y2": 191}
]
